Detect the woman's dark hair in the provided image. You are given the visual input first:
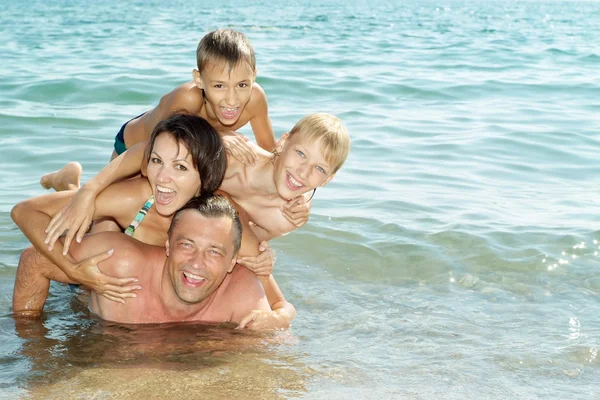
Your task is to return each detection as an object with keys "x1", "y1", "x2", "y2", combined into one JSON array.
[{"x1": 145, "y1": 114, "x2": 227, "y2": 196}]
